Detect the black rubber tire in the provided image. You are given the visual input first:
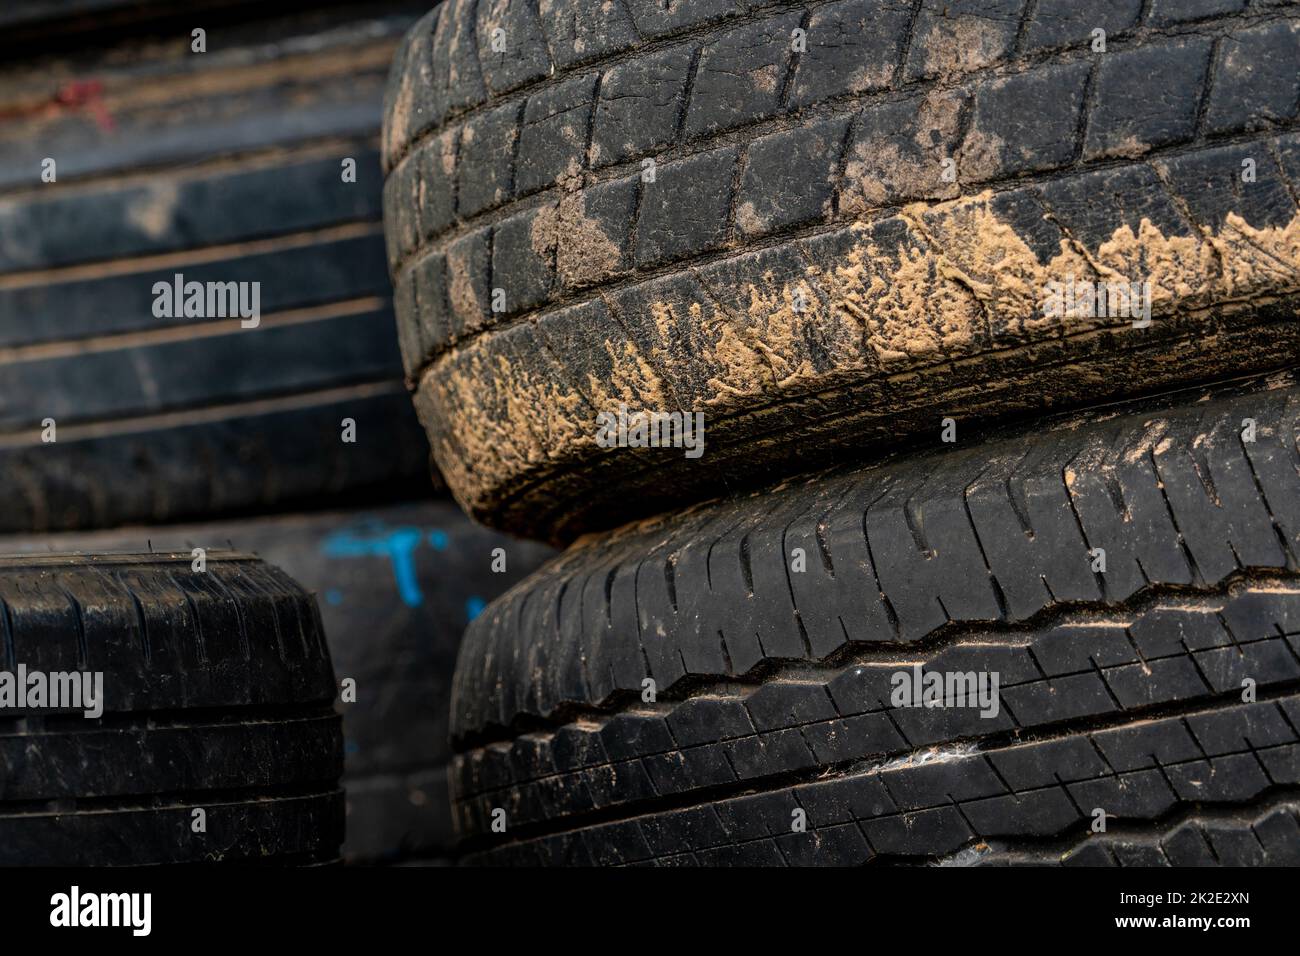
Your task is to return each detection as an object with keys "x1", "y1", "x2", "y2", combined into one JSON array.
[
  {"x1": 2, "y1": 500, "x2": 554, "y2": 864},
  {"x1": 0, "y1": 4, "x2": 435, "y2": 535},
  {"x1": 448, "y1": 370, "x2": 1300, "y2": 865},
  {"x1": 0, "y1": 551, "x2": 343, "y2": 865},
  {"x1": 0, "y1": 3, "x2": 429, "y2": 55},
  {"x1": 0, "y1": 1, "x2": 238, "y2": 39},
  {"x1": 382, "y1": 0, "x2": 1300, "y2": 542},
  {"x1": 0, "y1": 0, "x2": 150, "y2": 29}
]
